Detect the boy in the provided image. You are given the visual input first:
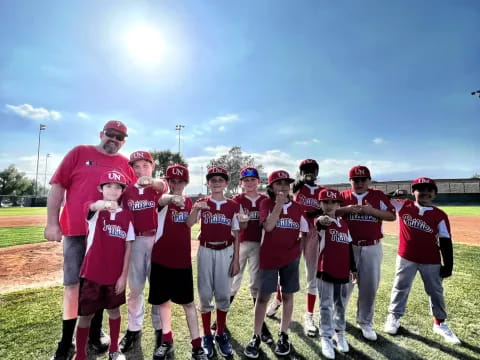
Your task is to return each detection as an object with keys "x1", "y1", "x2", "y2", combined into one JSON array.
[
  {"x1": 338, "y1": 165, "x2": 396, "y2": 341},
  {"x1": 149, "y1": 164, "x2": 207, "y2": 360},
  {"x1": 316, "y1": 189, "x2": 357, "y2": 359},
  {"x1": 119, "y1": 151, "x2": 167, "y2": 353},
  {"x1": 383, "y1": 177, "x2": 461, "y2": 344},
  {"x1": 244, "y1": 170, "x2": 308, "y2": 358},
  {"x1": 231, "y1": 167, "x2": 273, "y2": 343},
  {"x1": 186, "y1": 166, "x2": 240, "y2": 359},
  {"x1": 75, "y1": 170, "x2": 134, "y2": 360}
]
